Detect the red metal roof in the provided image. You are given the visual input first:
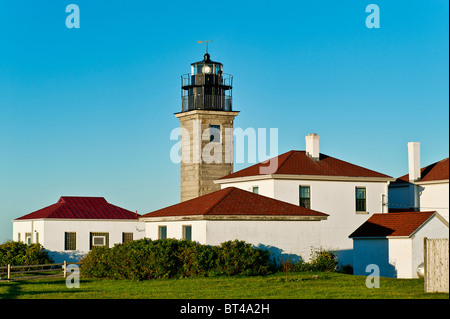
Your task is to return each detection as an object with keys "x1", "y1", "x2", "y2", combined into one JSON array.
[
  {"x1": 349, "y1": 211, "x2": 436, "y2": 238},
  {"x1": 140, "y1": 187, "x2": 328, "y2": 218},
  {"x1": 15, "y1": 197, "x2": 139, "y2": 220},
  {"x1": 219, "y1": 151, "x2": 391, "y2": 180},
  {"x1": 393, "y1": 158, "x2": 449, "y2": 184}
]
